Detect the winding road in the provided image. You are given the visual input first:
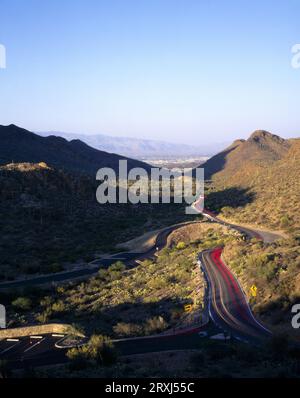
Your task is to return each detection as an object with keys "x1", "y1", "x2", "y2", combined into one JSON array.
[
  {"x1": 194, "y1": 198, "x2": 279, "y2": 343},
  {"x1": 200, "y1": 248, "x2": 270, "y2": 343},
  {"x1": 1, "y1": 198, "x2": 283, "y2": 369},
  {"x1": 0, "y1": 222, "x2": 200, "y2": 290}
]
